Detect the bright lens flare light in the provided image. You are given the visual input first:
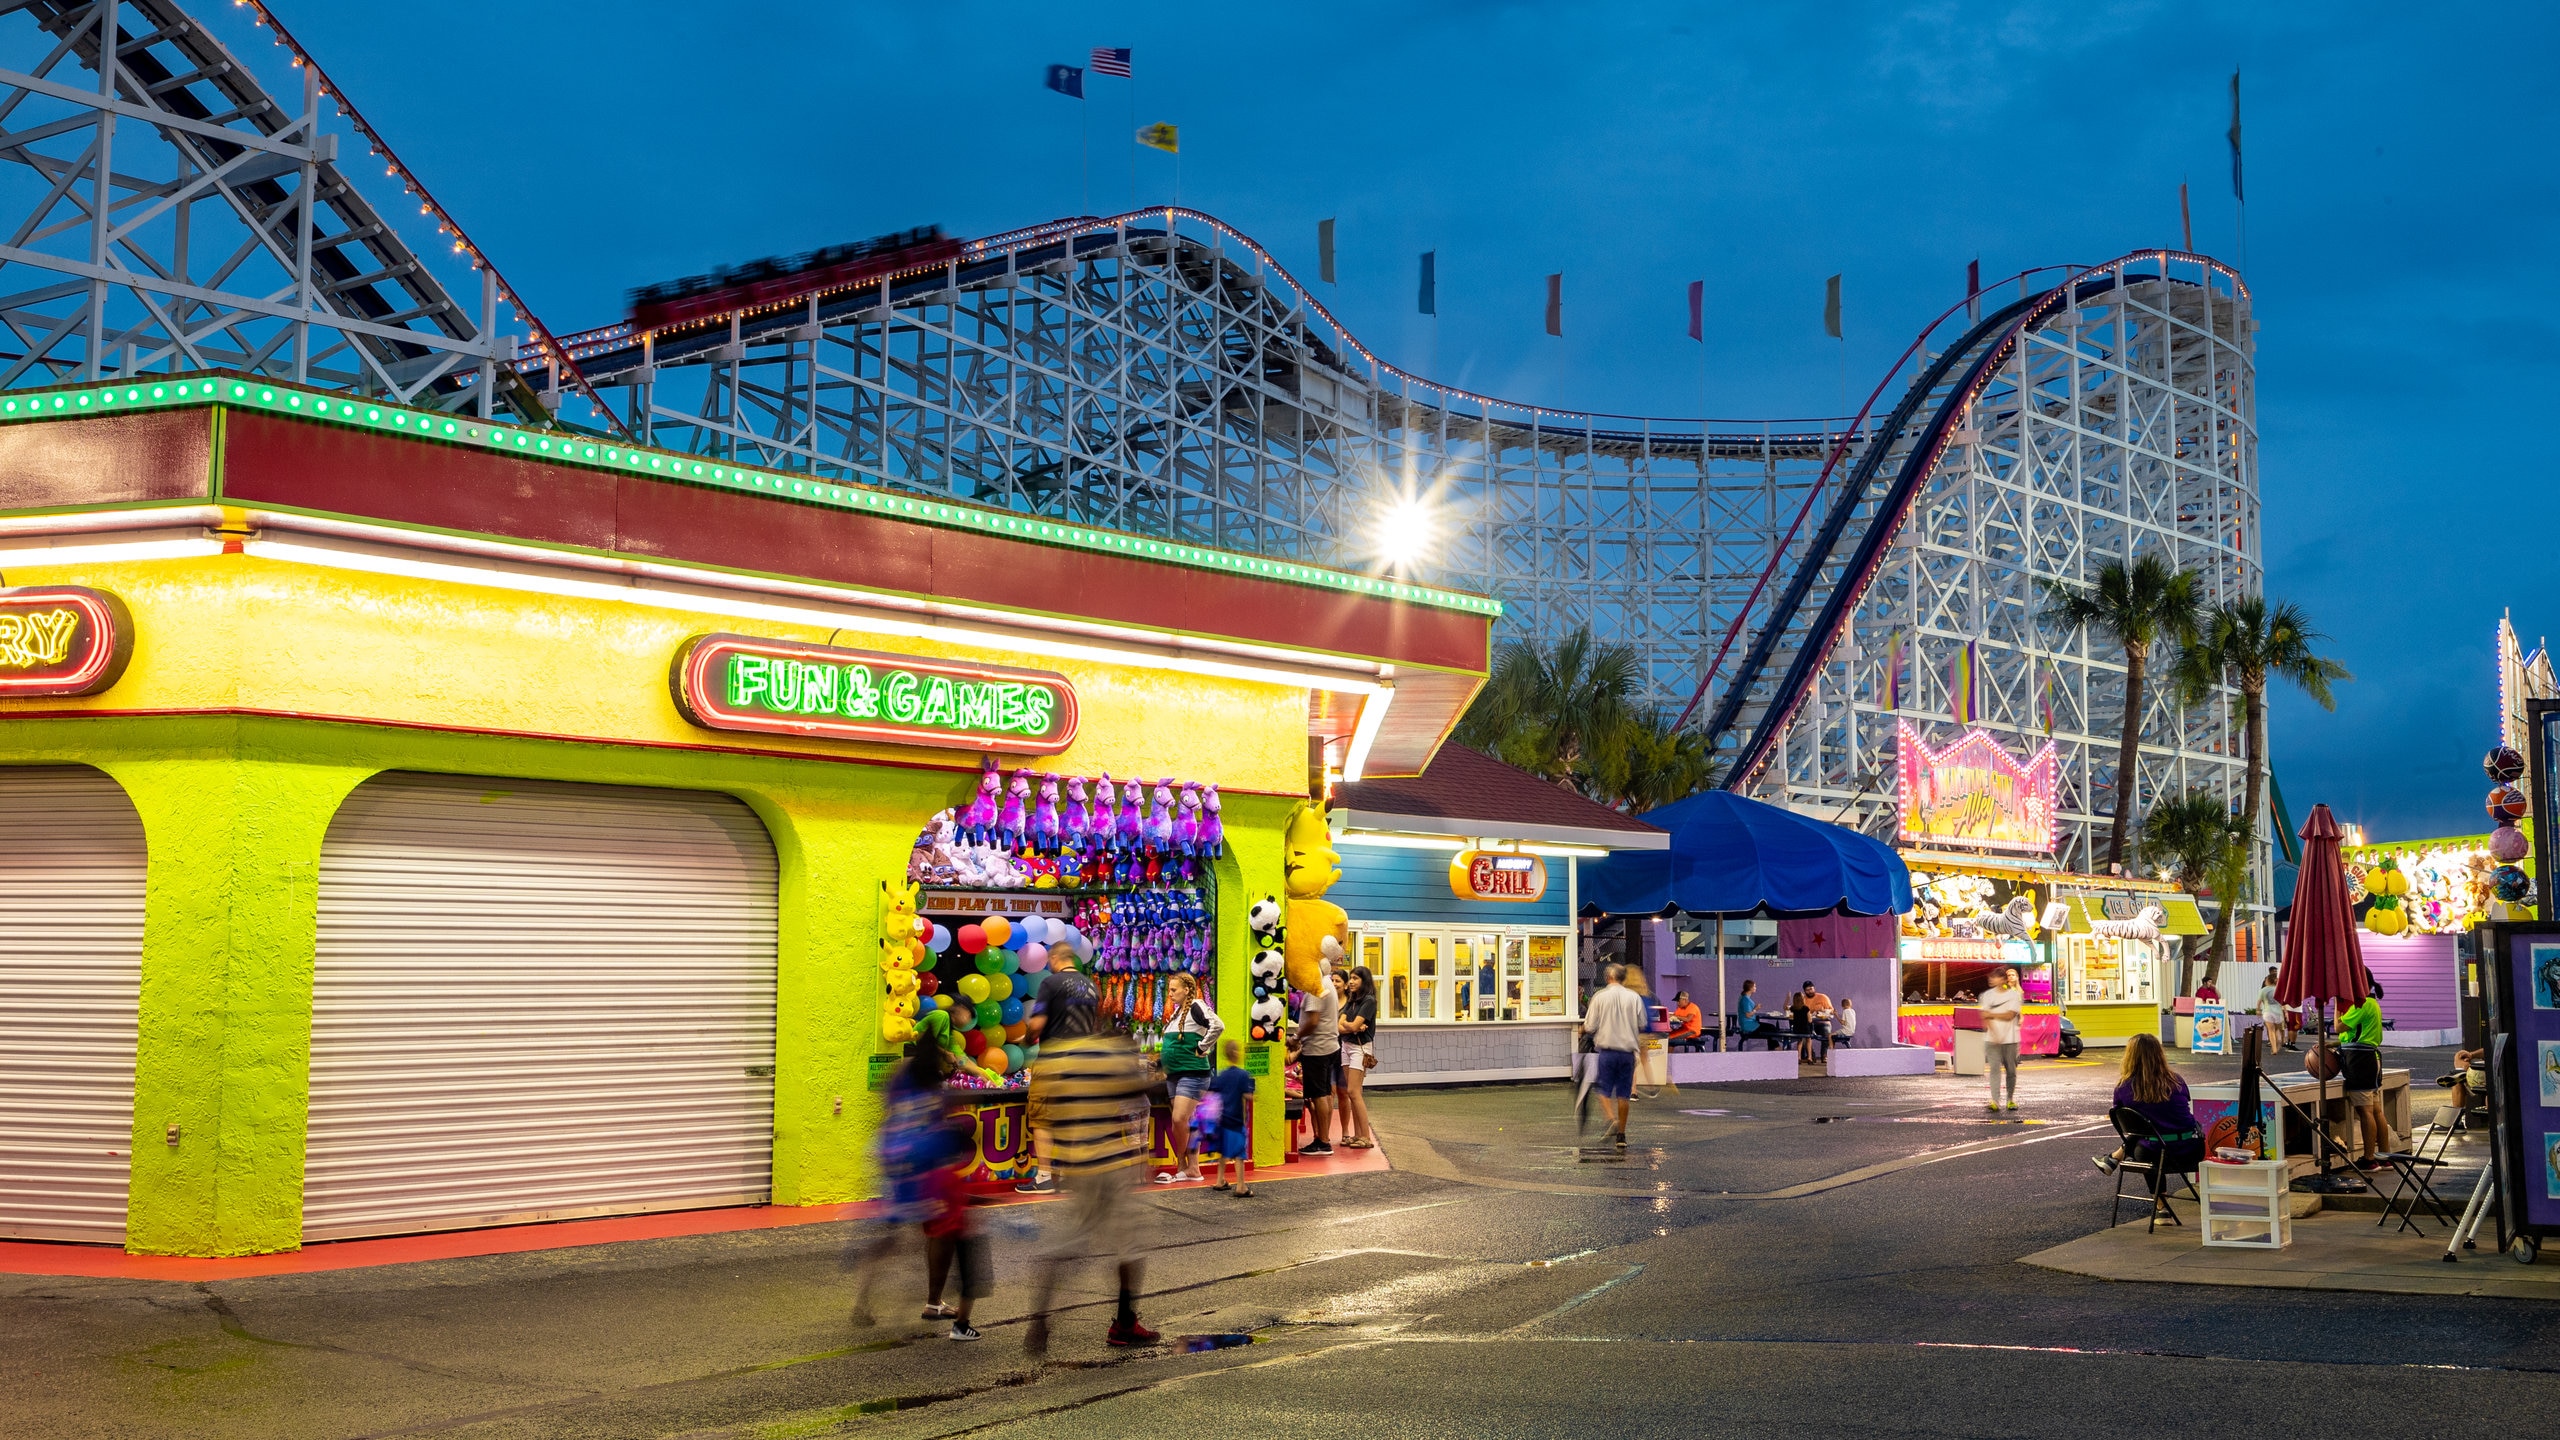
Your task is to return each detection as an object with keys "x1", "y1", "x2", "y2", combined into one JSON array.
[{"x1": 1376, "y1": 497, "x2": 1435, "y2": 569}]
